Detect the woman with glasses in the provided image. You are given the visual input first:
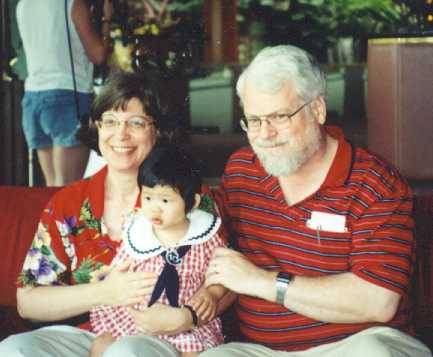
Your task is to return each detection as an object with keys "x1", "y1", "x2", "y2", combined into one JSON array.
[{"x1": 0, "y1": 71, "x2": 229, "y2": 356}]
